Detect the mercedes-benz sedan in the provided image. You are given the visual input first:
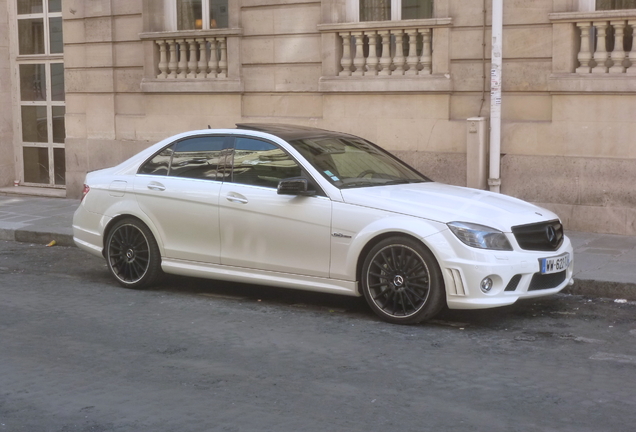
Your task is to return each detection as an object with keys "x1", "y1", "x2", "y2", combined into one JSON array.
[{"x1": 73, "y1": 124, "x2": 574, "y2": 324}]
